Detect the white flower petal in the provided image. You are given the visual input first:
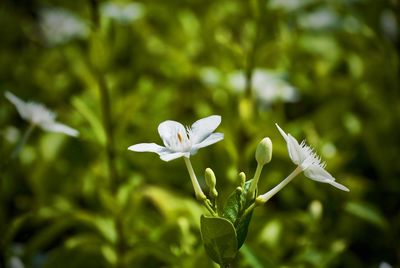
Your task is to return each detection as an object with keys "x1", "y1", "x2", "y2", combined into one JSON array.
[
  {"x1": 190, "y1": 115, "x2": 221, "y2": 144},
  {"x1": 304, "y1": 164, "x2": 334, "y2": 182},
  {"x1": 191, "y1": 132, "x2": 224, "y2": 152},
  {"x1": 158, "y1": 120, "x2": 186, "y2": 147},
  {"x1": 276, "y1": 123, "x2": 304, "y2": 165},
  {"x1": 160, "y1": 152, "x2": 187, "y2": 162},
  {"x1": 286, "y1": 134, "x2": 305, "y2": 165},
  {"x1": 41, "y1": 122, "x2": 79, "y2": 137},
  {"x1": 128, "y1": 143, "x2": 167, "y2": 155},
  {"x1": 5, "y1": 91, "x2": 30, "y2": 120},
  {"x1": 304, "y1": 165, "x2": 349, "y2": 191},
  {"x1": 328, "y1": 180, "x2": 350, "y2": 191},
  {"x1": 275, "y1": 123, "x2": 290, "y2": 143}
]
